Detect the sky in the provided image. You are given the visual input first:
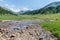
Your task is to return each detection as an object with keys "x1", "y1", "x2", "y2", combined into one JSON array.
[{"x1": 0, "y1": 0, "x2": 60, "y2": 12}]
